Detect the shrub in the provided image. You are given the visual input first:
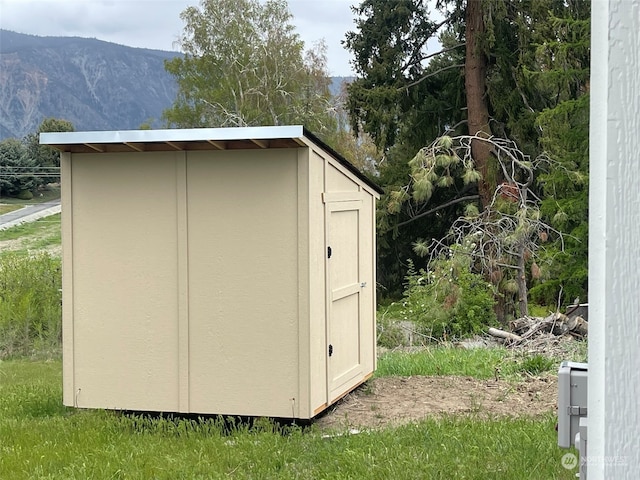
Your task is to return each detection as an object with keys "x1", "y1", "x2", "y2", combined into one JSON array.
[
  {"x1": 17, "y1": 189, "x2": 34, "y2": 200},
  {"x1": 401, "y1": 254, "x2": 497, "y2": 341},
  {"x1": 0, "y1": 253, "x2": 62, "y2": 358}
]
